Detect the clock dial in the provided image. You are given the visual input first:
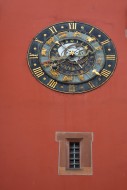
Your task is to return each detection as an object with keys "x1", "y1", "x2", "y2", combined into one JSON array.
[{"x1": 27, "y1": 21, "x2": 117, "y2": 93}]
